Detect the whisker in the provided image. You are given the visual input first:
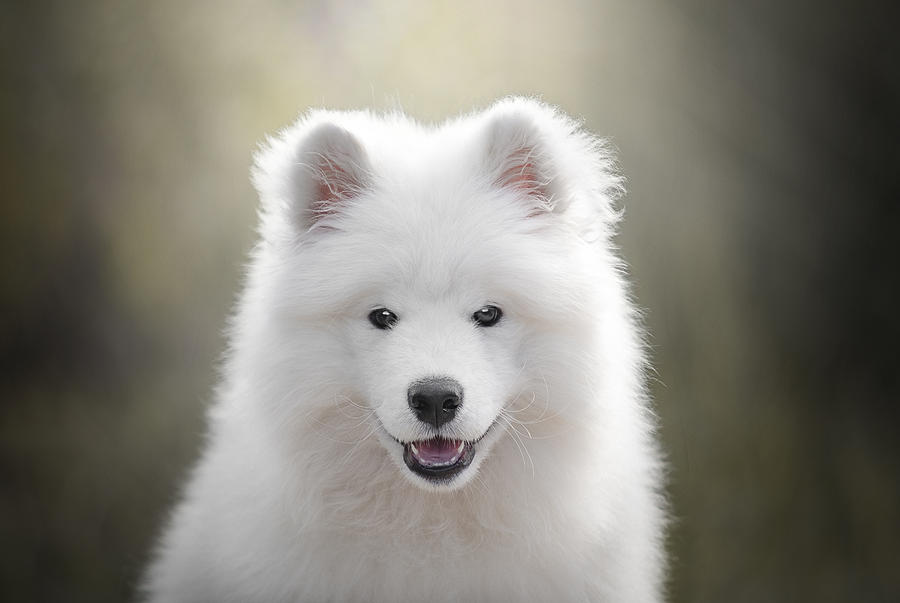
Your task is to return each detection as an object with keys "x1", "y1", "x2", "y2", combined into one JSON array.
[{"x1": 498, "y1": 411, "x2": 535, "y2": 479}]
